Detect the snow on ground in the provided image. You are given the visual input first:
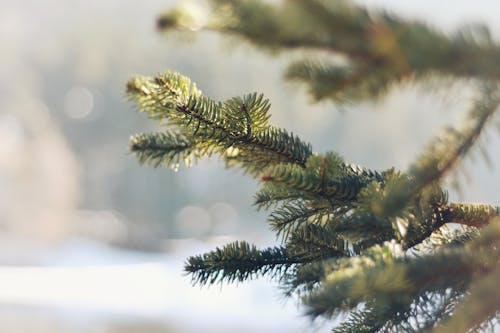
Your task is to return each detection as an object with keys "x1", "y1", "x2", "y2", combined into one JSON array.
[{"x1": 0, "y1": 238, "x2": 330, "y2": 333}]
